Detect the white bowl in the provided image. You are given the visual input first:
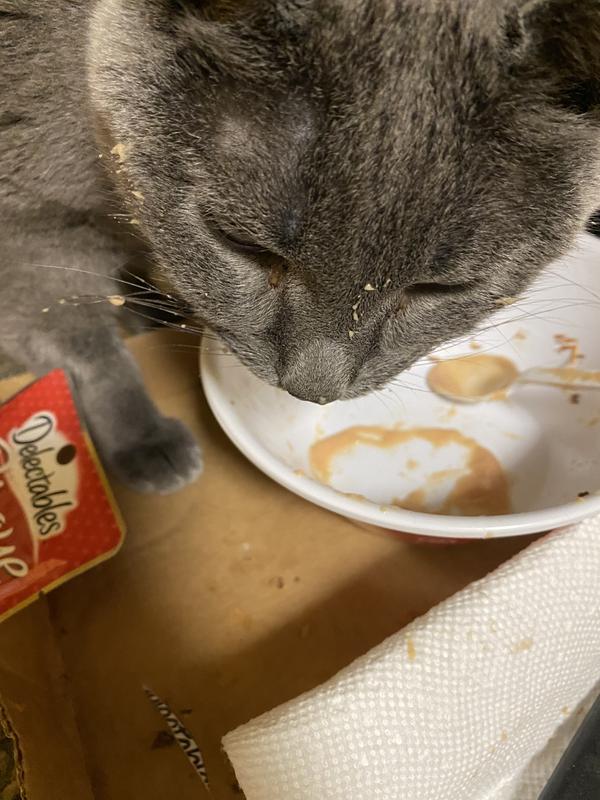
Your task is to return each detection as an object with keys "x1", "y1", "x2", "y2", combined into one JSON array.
[{"x1": 200, "y1": 234, "x2": 600, "y2": 539}]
